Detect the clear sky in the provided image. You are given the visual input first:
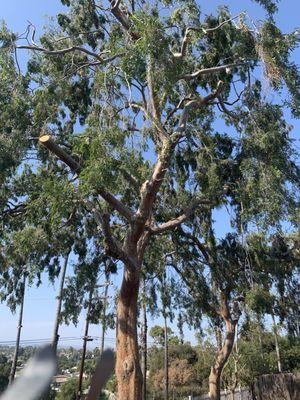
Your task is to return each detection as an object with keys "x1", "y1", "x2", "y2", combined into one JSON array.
[{"x1": 0, "y1": 0, "x2": 299, "y2": 349}]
